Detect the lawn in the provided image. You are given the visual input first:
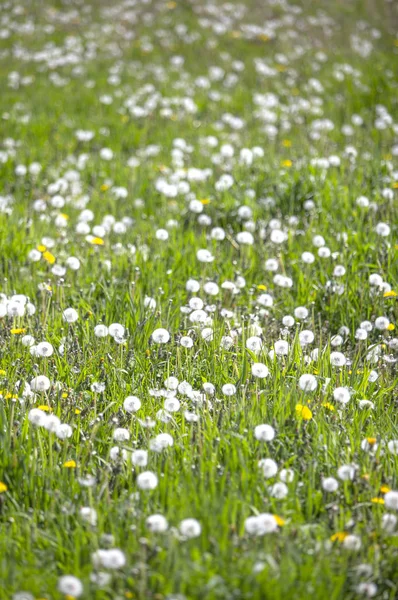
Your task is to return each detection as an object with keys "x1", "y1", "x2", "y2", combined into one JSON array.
[{"x1": 0, "y1": 0, "x2": 397, "y2": 598}]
